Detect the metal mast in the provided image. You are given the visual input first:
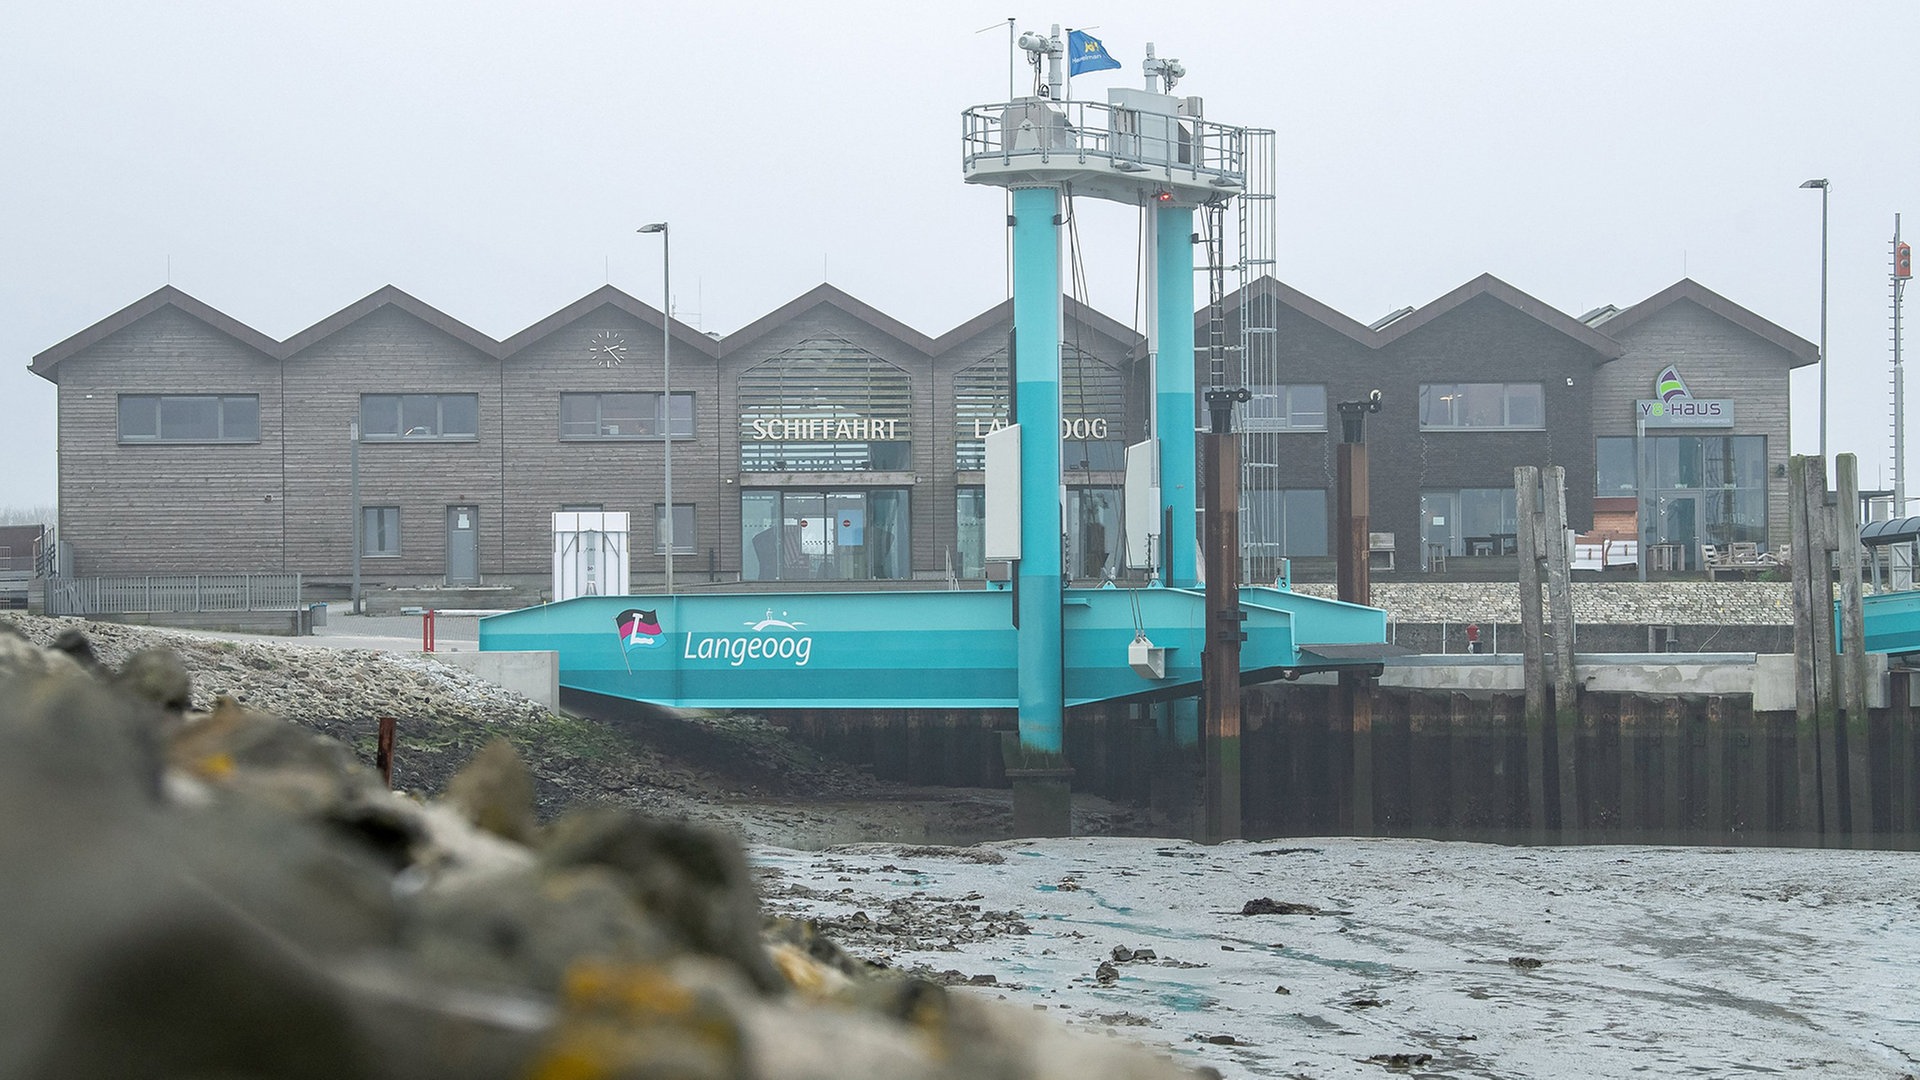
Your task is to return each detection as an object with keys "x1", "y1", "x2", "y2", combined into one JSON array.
[{"x1": 1894, "y1": 213, "x2": 1910, "y2": 514}]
